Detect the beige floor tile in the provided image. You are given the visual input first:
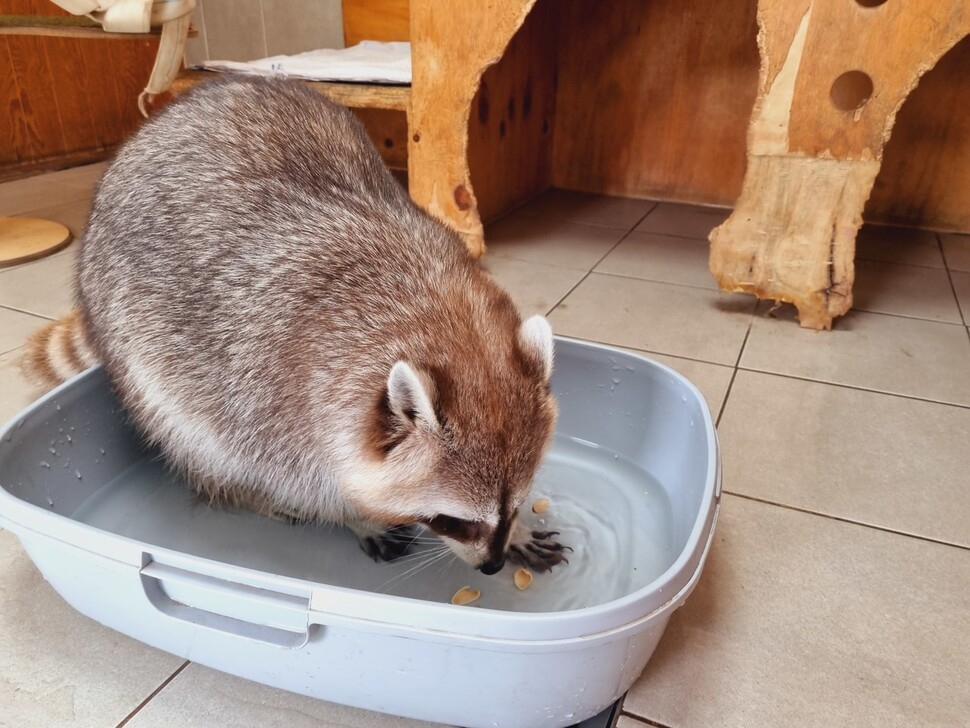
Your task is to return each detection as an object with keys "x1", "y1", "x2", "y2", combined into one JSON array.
[
  {"x1": 0, "y1": 349, "x2": 42, "y2": 425},
  {"x1": 623, "y1": 495, "x2": 970, "y2": 728},
  {"x1": 512, "y1": 189, "x2": 657, "y2": 230},
  {"x1": 627, "y1": 350, "x2": 734, "y2": 418},
  {"x1": 0, "y1": 248, "x2": 76, "y2": 320},
  {"x1": 856, "y1": 225, "x2": 943, "y2": 268},
  {"x1": 480, "y1": 256, "x2": 586, "y2": 317},
  {"x1": 0, "y1": 307, "x2": 46, "y2": 355},
  {"x1": 634, "y1": 202, "x2": 730, "y2": 240},
  {"x1": 951, "y1": 270, "x2": 970, "y2": 320},
  {"x1": 549, "y1": 273, "x2": 755, "y2": 365},
  {"x1": 0, "y1": 175, "x2": 90, "y2": 216},
  {"x1": 615, "y1": 716, "x2": 650, "y2": 728},
  {"x1": 719, "y1": 371, "x2": 970, "y2": 546},
  {"x1": 595, "y1": 231, "x2": 717, "y2": 290},
  {"x1": 126, "y1": 663, "x2": 443, "y2": 728},
  {"x1": 485, "y1": 216, "x2": 628, "y2": 271},
  {"x1": 941, "y1": 232, "x2": 970, "y2": 272},
  {"x1": 852, "y1": 259, "x2": 962, "y2": 323},
  {"x1": 742, "y1": 306, "x2": 970, "y2": 406},
  {"x1": 15, "y1": 198, "x2": 93, "y2": 240},
  {"x1": 40, "y1": 162, "x2": 108, "y2": 191},
  {"x1": 0, "y1": 530, "x2": 186, "y2": 728}
]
